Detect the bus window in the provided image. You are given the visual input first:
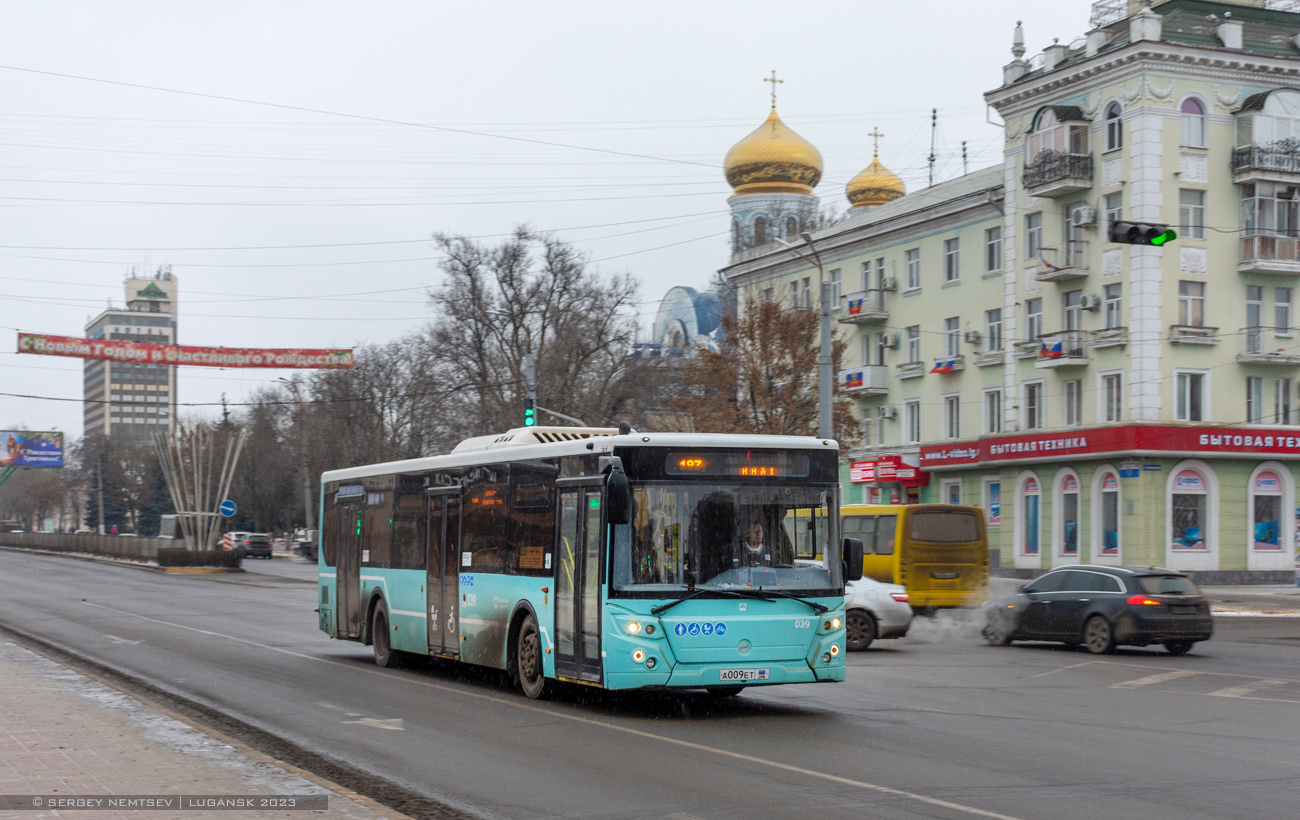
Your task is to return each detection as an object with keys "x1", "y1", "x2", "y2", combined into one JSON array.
[
  {"x1": 508, "y1": 465, "x2": 557, "y2": 576},
  {"x1": 874, "y1": 515, "x2": 897, "y2": 555},
  {"x1": 464, "y1": 467, "x2": 508, "y2": 572},
  {"x1": 910, "y1": 510, "x2": 980, "y2": 543},
  {"x1": 845, "y1": 516, "x2": 876, "y2": 553}
]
